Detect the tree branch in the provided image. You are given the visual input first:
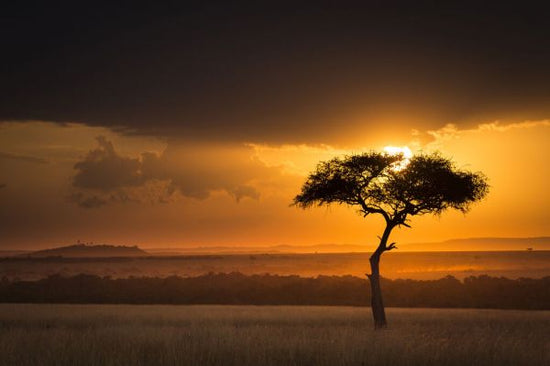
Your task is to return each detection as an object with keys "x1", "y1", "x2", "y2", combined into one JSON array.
[
  {"x1": 392, "y1": 209, "x2": 412, "y2": 228},
  {"x1": 358, "y1": 197, "x2": 390, "y2": 223}
]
